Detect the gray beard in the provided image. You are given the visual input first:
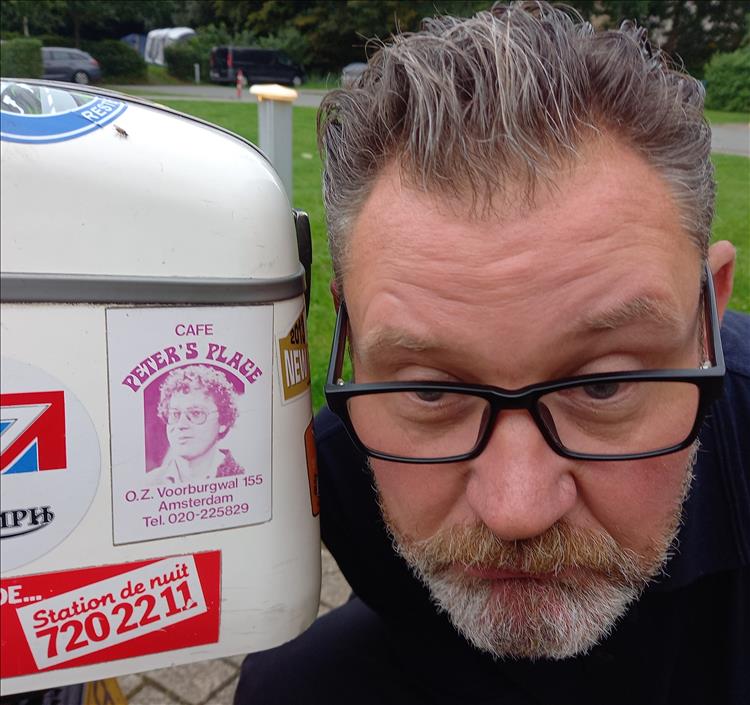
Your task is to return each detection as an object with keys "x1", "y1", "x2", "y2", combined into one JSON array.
[
  {"x1": 405, "y1": 559, "x2": 642, "y2": 660},
  {"x1": 377, "y1": 448, "x2": 696, "y2": 661}
]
